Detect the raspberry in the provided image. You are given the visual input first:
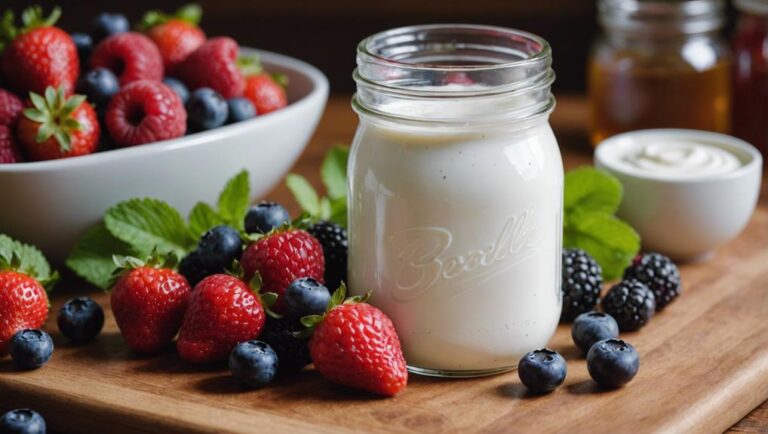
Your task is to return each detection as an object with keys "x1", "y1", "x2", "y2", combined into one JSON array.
[
  {"x1": 106, "y1": 80, "x2": 186, "y2": 147},
  {"x1": 177, "y1": 37, "x2": 244, "y2": 98},
  {"x1": 90, "y1": 32, "x2": 163, "y2": 85},
  {"x1": 308, "y1": 222, "x2": 348, "y2": 291},
  {"x1": 623, "y1": 253, "x2": 681, "y2": 310},
  {"x1": 601, "y1": 279, "x2": 656, "y2": 331},
  {"x1": 259, "y1": 317, "x2": 311, "y2": 373},
  {"x1": 0, "y1": 89, "x2": 23, "y2": 128},
  {"x1": 560, "y1": 248, "x2": 603, "y2": 322},
  {"x1": 0, "y1": 126, "x2": 23, "y2": 163}
]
